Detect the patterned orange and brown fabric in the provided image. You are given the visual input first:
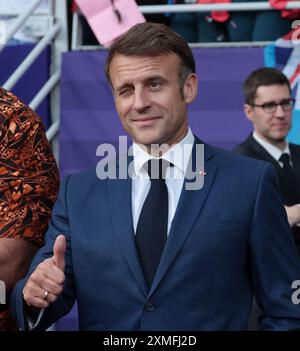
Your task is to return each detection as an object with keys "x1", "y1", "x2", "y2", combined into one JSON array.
[
  {"x1": 0, "y1": 87, "x2": 60, "y2": 330},
  {"x1": 0, "y1": 307, "x2": 18, "y2": 331}
]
